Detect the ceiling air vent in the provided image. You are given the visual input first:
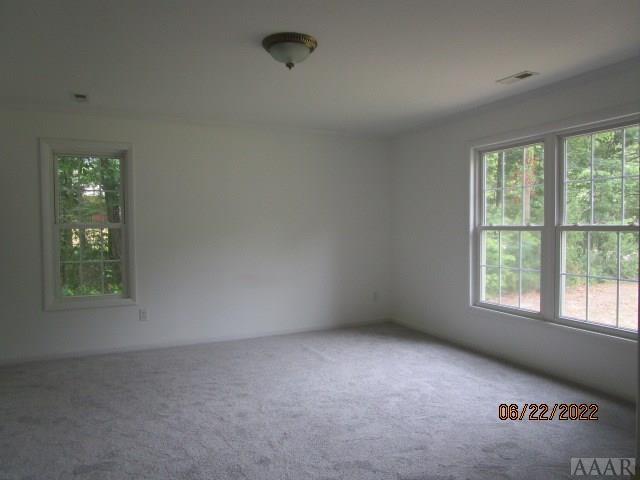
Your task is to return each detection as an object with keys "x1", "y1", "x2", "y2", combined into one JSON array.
[
  {"x1": 496, "y1": 71, "x2": 539, "y2": 85},
  {"x1": 72, "y1": 93, "x2": 89, "y2": 103}
]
